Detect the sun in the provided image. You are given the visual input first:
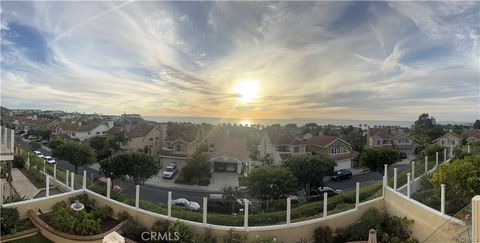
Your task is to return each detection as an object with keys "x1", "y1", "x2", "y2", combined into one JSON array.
[{"x1": 234, "y1": 79, "x2": 260, "y2": 103}]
